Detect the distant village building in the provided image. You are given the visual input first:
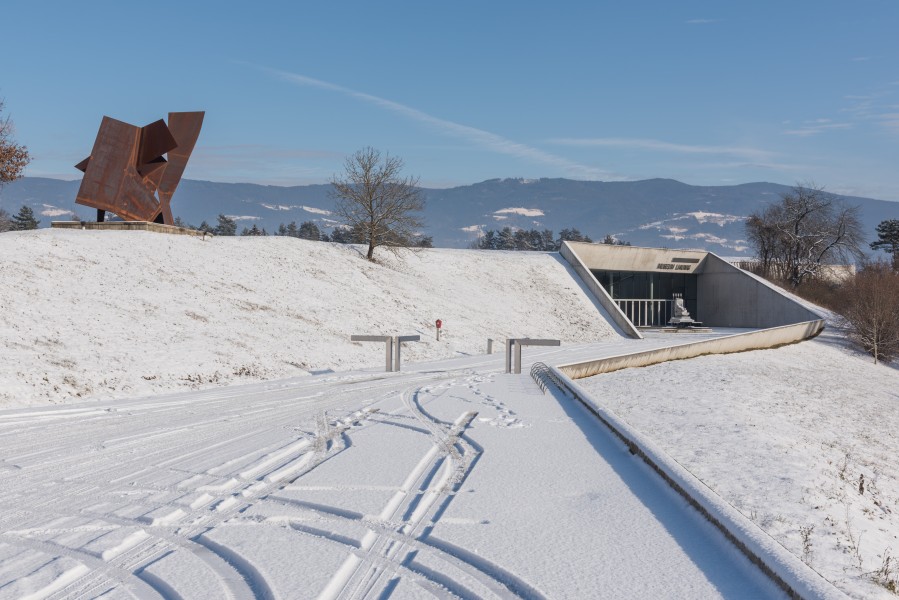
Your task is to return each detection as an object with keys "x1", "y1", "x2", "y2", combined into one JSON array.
[{"x1": 722, "y1": 258, "x2": 856, "y2": 284}]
